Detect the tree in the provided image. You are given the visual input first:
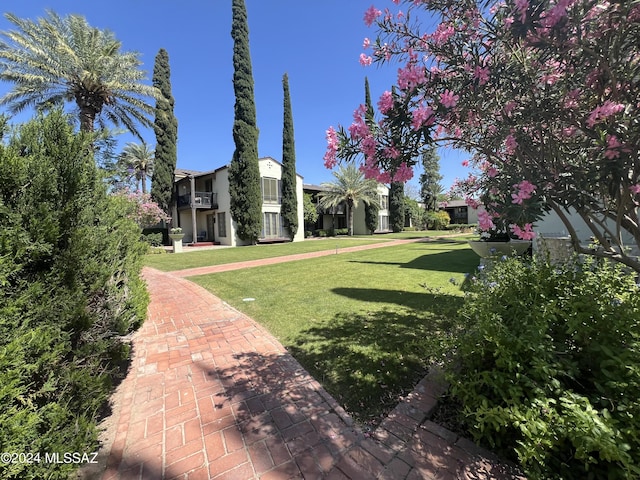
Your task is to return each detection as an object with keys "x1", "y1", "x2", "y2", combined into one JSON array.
[
  {"x1": 327, "y1": 1, "x2": 640, "y2": 273},
  {"x1": 0, "y1": 10, "x2": 157, "y2": 137},
  {"x1": 119, "y1": 142, "x2": 154, "y2": 194},
  {"x1": 0, "y1": 111, "x2": 148, "y2": 479},
  {"x1": 420, "y1": 147, "x2": 443, "y2": 211},
  {"x1": 364, "y1": 76, "x2": 381, "y2": 235},
  {"x1": 319, "y1": 164, "x2": 379, "y2": 236},
  {"x1": 303, "y1": 193, "x2": 319, "y2": 232},
  {"x1": 281, "y1": 73, "x2": 298, "y2": 240},
  {"x1": 228, "y1": 0, "x2": 262, "y2": 243},
  {"x1": 364, "y1": 200, "x2": 380, "y2": 234},
  {"x1": 151, "y1": 48, "x2": 178, "y2": 217},
  {"x1": 389, "y1": 181, "x2": 405, "y2": 232}
]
